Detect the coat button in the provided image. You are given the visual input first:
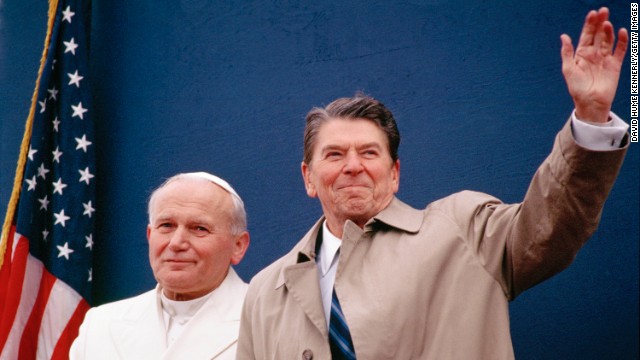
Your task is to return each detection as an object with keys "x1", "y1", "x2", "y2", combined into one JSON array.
[{"x1": 301, "y1": 349, "x2": 313, "y2": 360}]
